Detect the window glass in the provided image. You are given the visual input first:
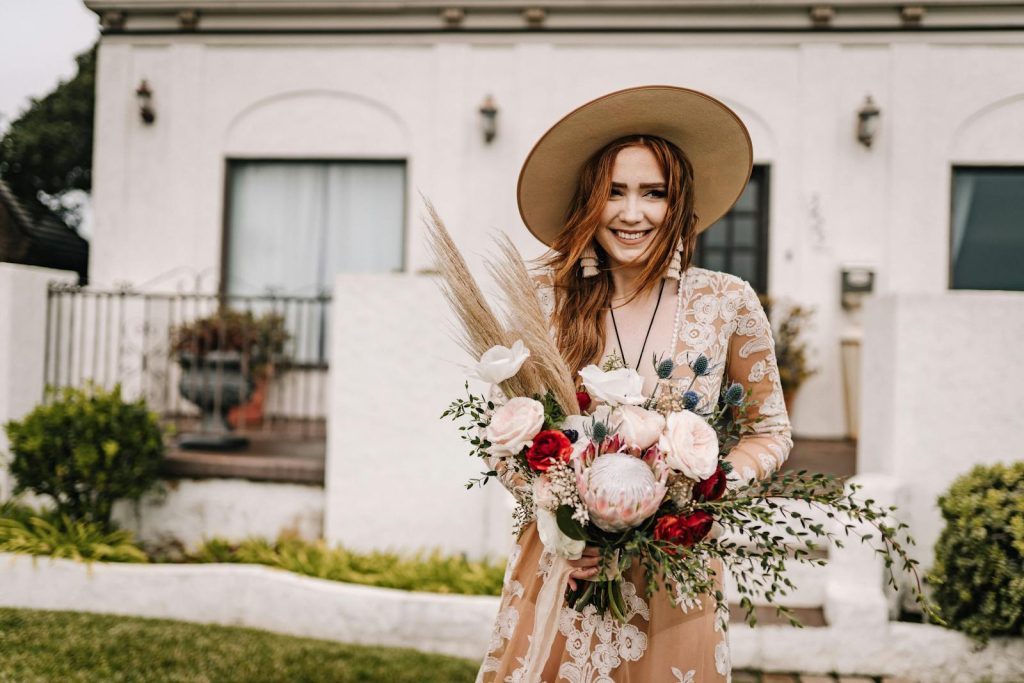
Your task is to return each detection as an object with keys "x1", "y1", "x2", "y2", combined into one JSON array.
[
  {"x1": 695, "y1": 165, "x2": 769, "y2": 293},
  {"x1": 951, "y1": 167, "x2": 1024, "y2": 291}
]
